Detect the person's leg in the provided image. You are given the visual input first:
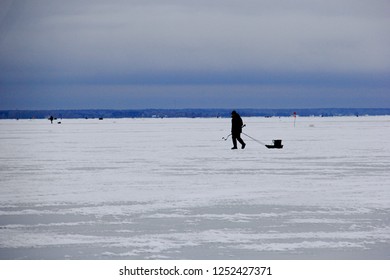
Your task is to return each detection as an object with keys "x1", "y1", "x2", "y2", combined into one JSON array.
[
  {"x1": 237, "y1": 134, "x2": 246, "y2": 149},
  {"x1": 232, "y1": 134, "x2": 238, "y2": 149}
]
